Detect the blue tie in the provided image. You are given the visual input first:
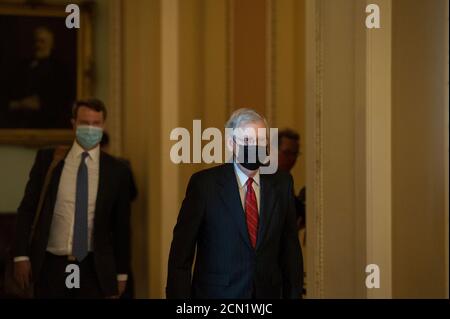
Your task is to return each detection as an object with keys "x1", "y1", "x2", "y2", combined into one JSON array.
[{"x1": 73, "y1": 151, "x2": 89, "y2": 262}]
